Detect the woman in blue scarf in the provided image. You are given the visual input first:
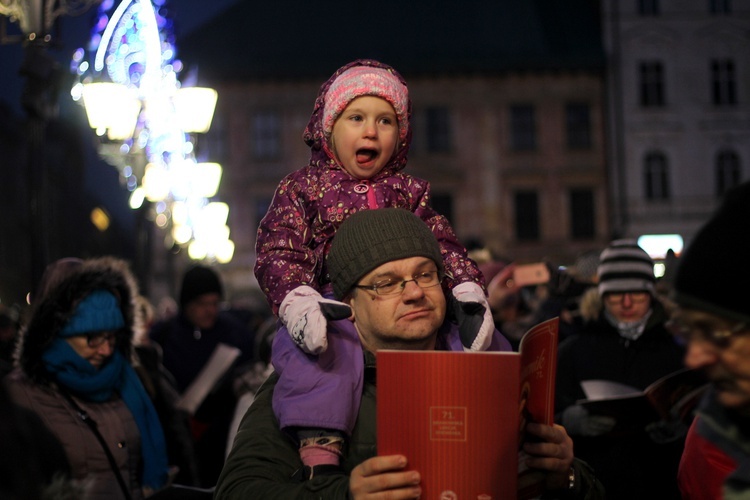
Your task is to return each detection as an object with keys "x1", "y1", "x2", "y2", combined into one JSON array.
[{"x1": 7, "y1": 257, "x2": 170, "y2": 499}]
